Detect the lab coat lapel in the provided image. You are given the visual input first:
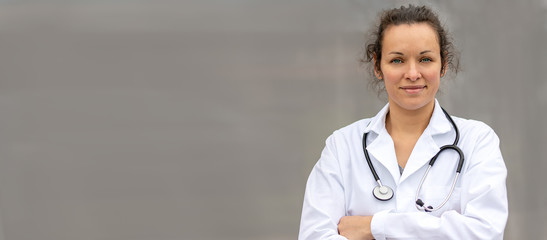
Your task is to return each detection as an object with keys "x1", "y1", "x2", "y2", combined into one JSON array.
[
  {"x1": 399, "y1": 100, "x2": 452, "y2": 183},
  {"x1": 363, "y1": 103, "x2": 401, "y2": 183},
  {"x1": 367, "y1": 130, "x2": 401, "y2": 183},
  {"x1": 399, "y1": 132, "x2": 439, "y2": 182}
]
